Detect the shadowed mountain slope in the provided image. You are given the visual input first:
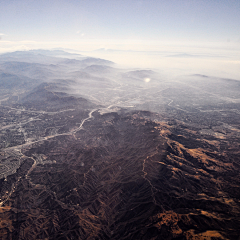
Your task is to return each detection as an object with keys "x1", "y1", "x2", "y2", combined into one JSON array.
[{"x1": 0, "y1": 110, "x2": 239, "y2": 239}]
